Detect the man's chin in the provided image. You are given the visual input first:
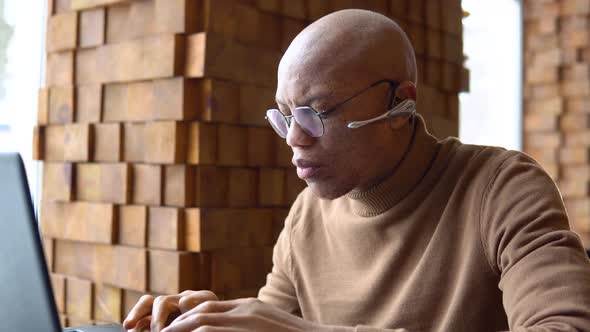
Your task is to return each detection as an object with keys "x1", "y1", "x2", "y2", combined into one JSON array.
[{"x1": 306, "y1": 181, "x2": 351, "y2": 200}]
